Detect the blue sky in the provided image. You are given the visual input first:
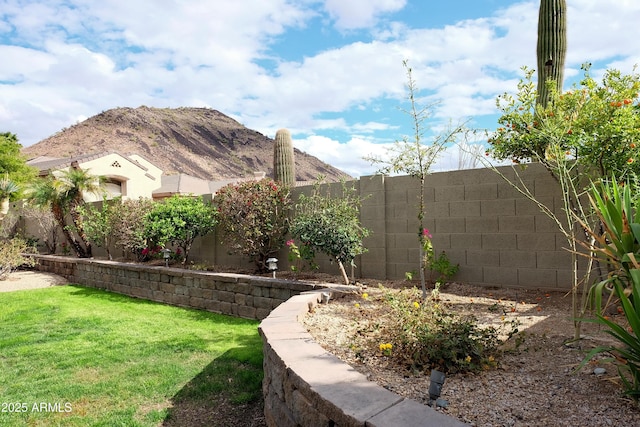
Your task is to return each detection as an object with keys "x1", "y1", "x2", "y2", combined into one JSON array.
[{"x1": 1, "y1": 0, "x2": 640, "y2": 177}]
